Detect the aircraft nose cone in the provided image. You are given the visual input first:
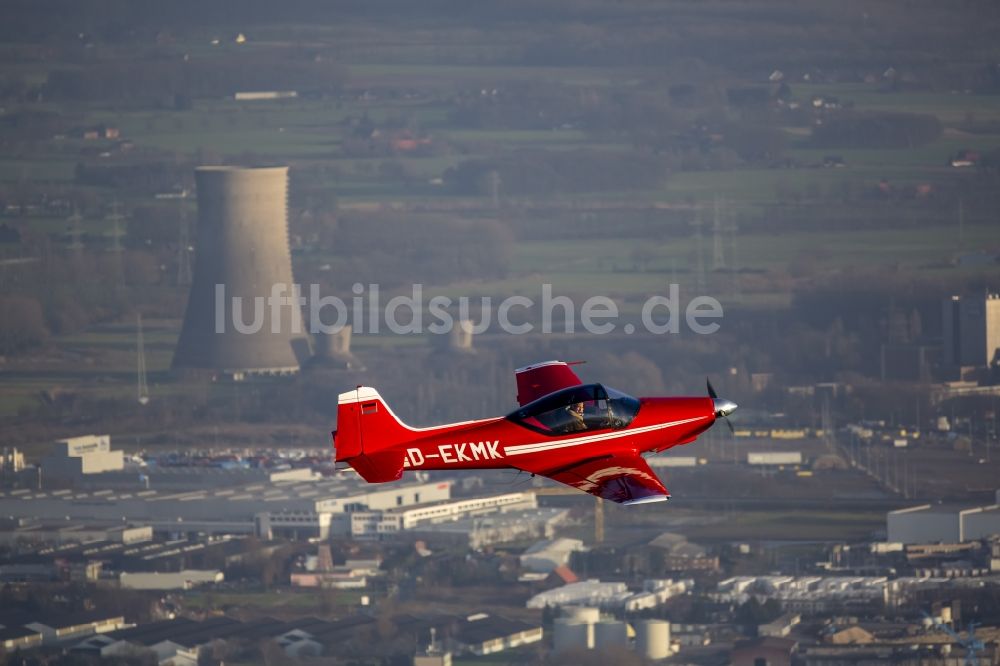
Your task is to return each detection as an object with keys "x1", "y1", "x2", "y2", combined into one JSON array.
[{"x1": 713, "y1": 398, "x2": 738, "y2": 418}]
